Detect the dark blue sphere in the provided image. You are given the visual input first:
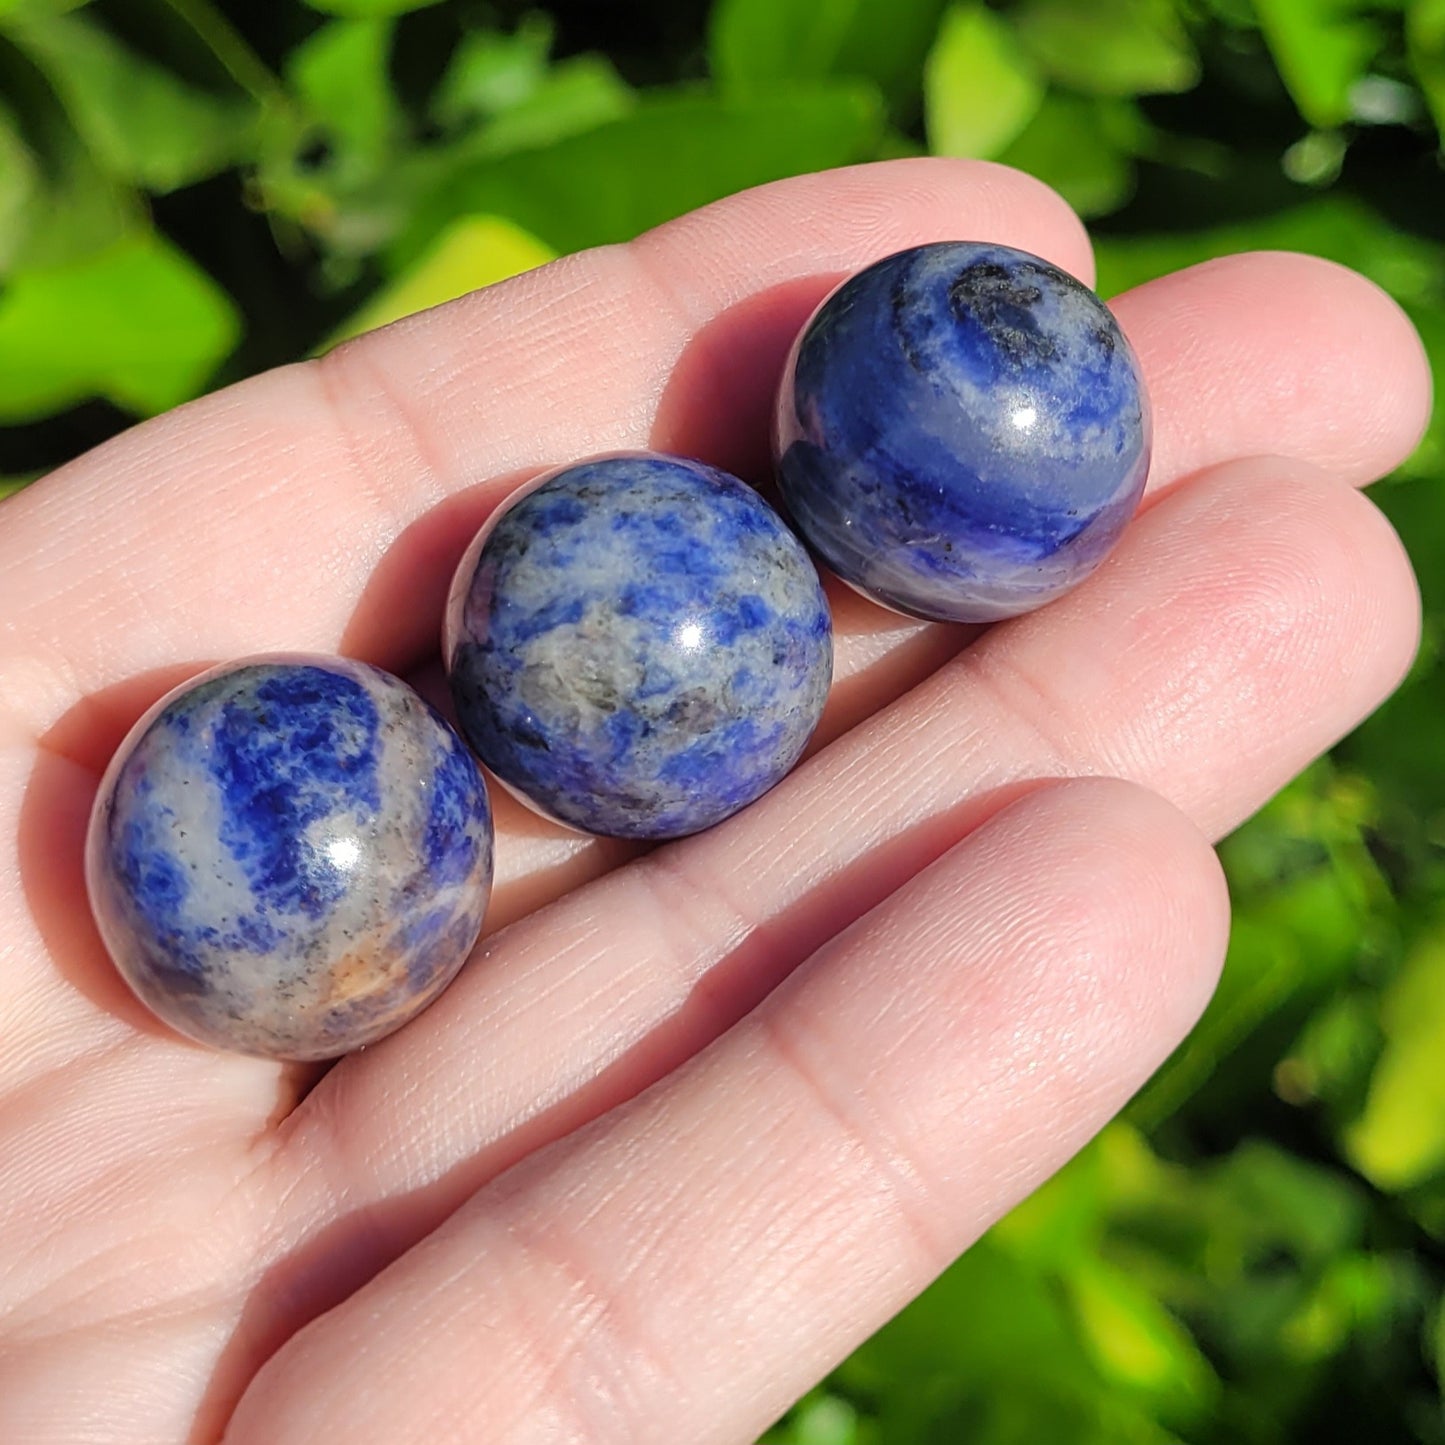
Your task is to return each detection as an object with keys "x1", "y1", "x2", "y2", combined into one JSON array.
[
  {"x1": 445, "y1": 452, "x2": 832, "y2": 839},
  {"x1": 774, "y1": 242, "x2": 1151, "y2": 623},
  {"x1": 87, "y1": 656, "x2": 494, "y2": 1060}
]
